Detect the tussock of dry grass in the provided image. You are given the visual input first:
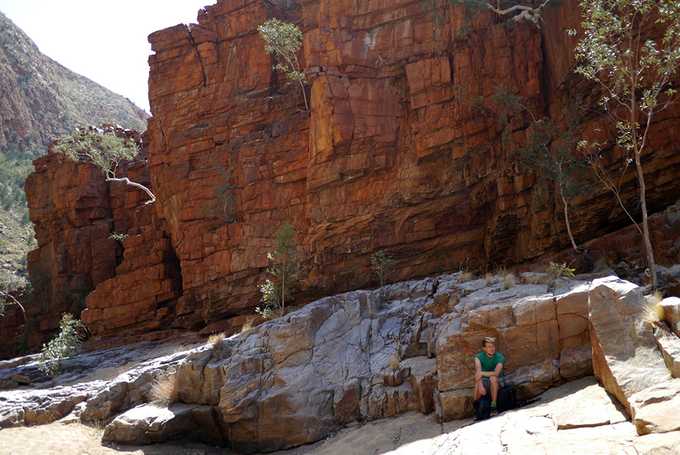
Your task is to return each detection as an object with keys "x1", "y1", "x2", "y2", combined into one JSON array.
[
  {"x1": 484, "y1": 273, "x2": 495, "y2": 286},
  {"x1": 240, "y1": 319, "x2": 254, "y2": 334},
  {"x1": 388, "y1": 353, "x2": 400, "y2": 371},
  {"x1": 150, "y1": 373, "x2": 177, "y2": 405},
  {"x1": 501, "y1": 271, "x2": 516, "y2": 290},
  {"x1": 459, "y1": 271, "x2": 475, "y2": 282},
  {"x1": 642, "y1": 291, "x2": 665, "y2": 324},
  {"x1": 207, "y1": 332, "x2": 225, "y2": 347}
]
